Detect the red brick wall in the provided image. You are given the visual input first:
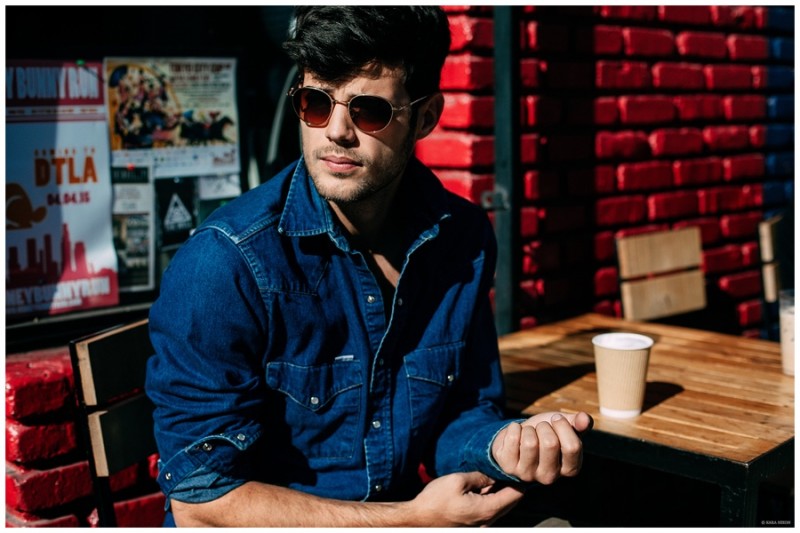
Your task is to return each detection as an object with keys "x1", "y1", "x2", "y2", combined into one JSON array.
[
  {"x1": 418, "y1": 5, "x2": 794, "y2": 335},
  {"x1": 5, "y1": 349, "x2": 164, "y2": 527}
]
